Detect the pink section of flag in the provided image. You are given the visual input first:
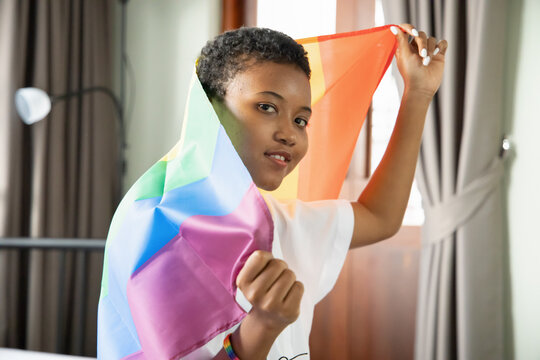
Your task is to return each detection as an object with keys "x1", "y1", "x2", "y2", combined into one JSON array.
[{"x1": 126, "y1": 184, "x2": 272, "y2": 359}]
